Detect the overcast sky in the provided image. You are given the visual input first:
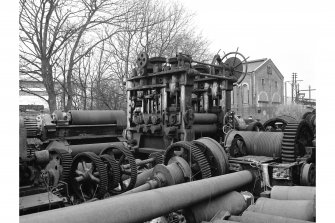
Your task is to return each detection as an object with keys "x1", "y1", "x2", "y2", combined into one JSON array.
[{"x1": 178, "y1": 0, "x2": 333, "y2": 99}]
